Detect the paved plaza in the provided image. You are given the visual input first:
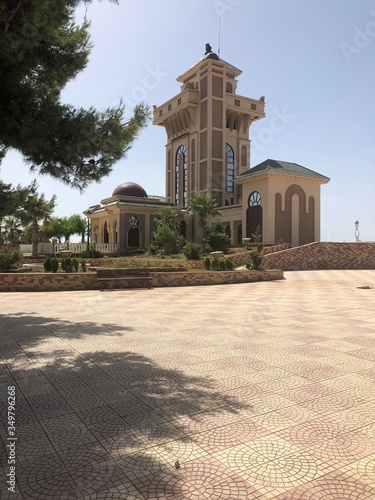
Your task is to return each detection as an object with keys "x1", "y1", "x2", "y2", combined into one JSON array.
[{"x1": 1, "y1": 270, "x2": 375, "y2": 499}]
